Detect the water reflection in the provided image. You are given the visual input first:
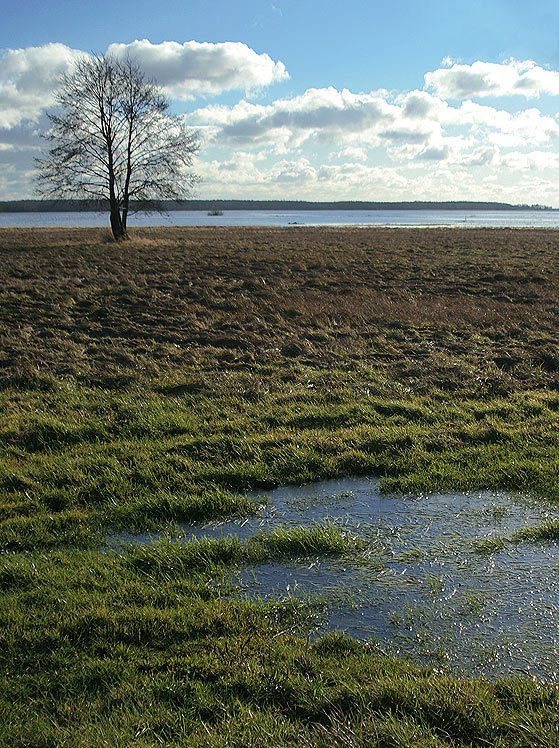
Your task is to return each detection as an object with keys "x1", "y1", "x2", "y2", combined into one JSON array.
[{"x1": 119, "y1": 477, "x2": 559, "y2": 681}]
